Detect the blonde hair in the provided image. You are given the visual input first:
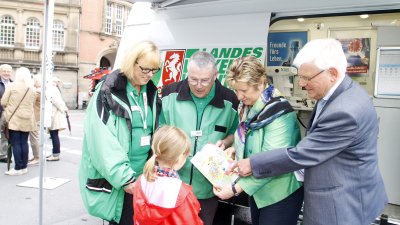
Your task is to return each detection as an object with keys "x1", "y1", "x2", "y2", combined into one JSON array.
[
  {"x1": 143, "y1": 126, "x2": 191, "y2": 182},
  {"x1": 226, "y1": 56, "x2": 267, "y2": 89},
  {"x1": 120, "y1": 40, "x2": 161, "y2": 80}
]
